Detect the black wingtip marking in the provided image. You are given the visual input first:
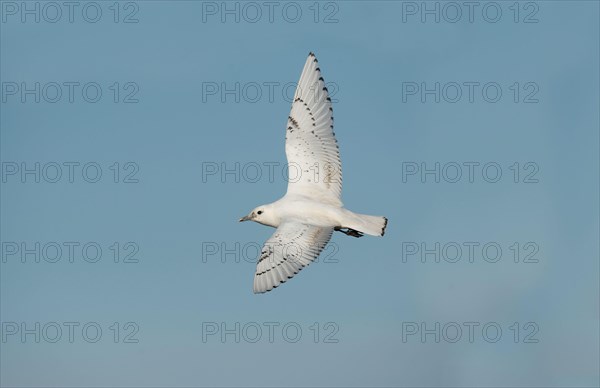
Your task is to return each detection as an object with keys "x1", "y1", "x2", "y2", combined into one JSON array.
[
  {"x1": 381, "y1": 217, "x2": 388, "y2": 236},
  {"x1": 288, "y1": 116, "x2": 300, "y2": 129}
]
